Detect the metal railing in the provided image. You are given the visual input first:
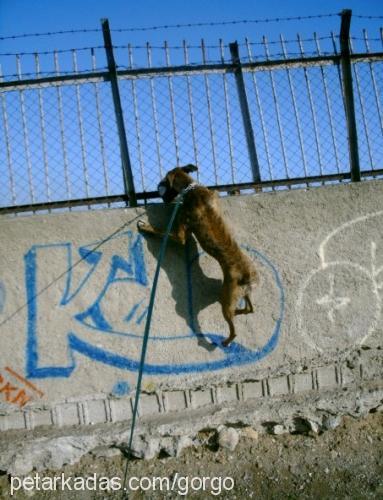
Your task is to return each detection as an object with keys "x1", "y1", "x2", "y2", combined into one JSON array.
[{"x1": 1, "y1": 10, "x2": 382, "y2": 215}]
